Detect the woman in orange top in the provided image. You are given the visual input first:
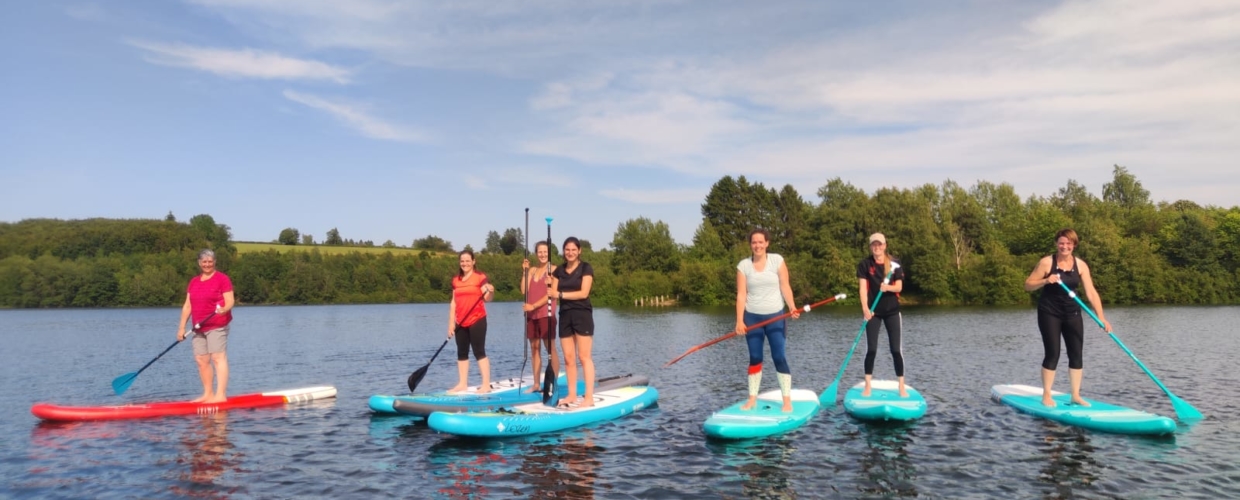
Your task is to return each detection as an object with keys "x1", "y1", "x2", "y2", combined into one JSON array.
[{"x1": 447, "y1": 250, "x2": 495, "y2": 394}]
